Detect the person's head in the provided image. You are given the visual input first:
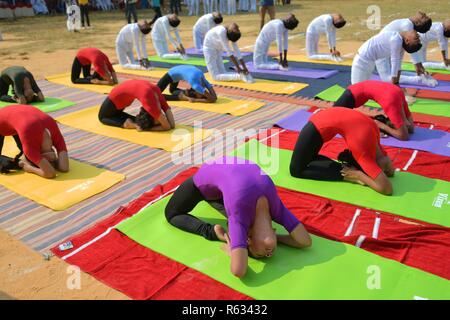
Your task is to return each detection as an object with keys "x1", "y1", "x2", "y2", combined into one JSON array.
[
  {"x1": 41, "y1": 129, "x2": 57, "y2": 163},
  {"x1": 184, "y1": 88, "x2": 206, "y2": 99},
  {"x1": 212, "y1": 12, "x2": 223, "y2": 25},
  {"x1": 443, "y1": 19, "x2": 450, "y2": 38},
  {"x1": 226, "y1": 23, "x2": 241, "y2": 42},
  {"x1": 135, "y1": 108, "x2": 155, "y2": 131},
  {"x1": 168, "y1": 14, "x2": 181, "y2": 28},
  {"x1": 23, "y1": 77, "x2": 36, "y2": 102},
  {"x1": 247, "y1": 226, "x2": 277, "y2": 259},
  {"x1": 332, "y1": 13, "x2": 346, "y2": 29},
  {"x1": 401, "y1": 30, "x2": 422, "y2": 53},
  {"x1": 410, "y1": 11, "x2": 432, "y2": 33},
  {"x1": 373, "y1": 114, "x2": 394, "y2": 127},
  {"x1": 338, "y1": 149, "x2": 363, "y2": 171},
  {"x1": 283, "y1": 13, "x2": 299, "y2": 30},
  {"x1": 138, "y1": 20, "x2": 152, "y2": 34}
]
